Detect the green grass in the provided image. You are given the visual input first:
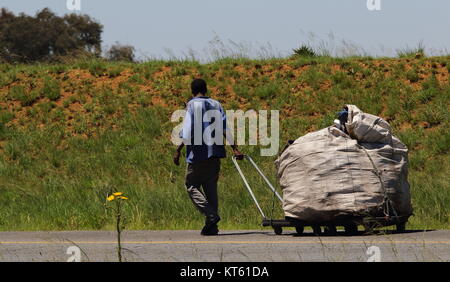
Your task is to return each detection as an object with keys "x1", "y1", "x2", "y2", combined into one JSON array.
[
  {"x1": 0, "y1": 56, "x2": 449, "y2": 231},
  {"x1": 396, "y1": 43, "x2": 426, "y2": 58},
  {"x1": 43, "y1": 77, "x2": 61, "y2": 101},
  {"x1": 8, "y1": 85, "x2": 40, "y2": 107}
]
